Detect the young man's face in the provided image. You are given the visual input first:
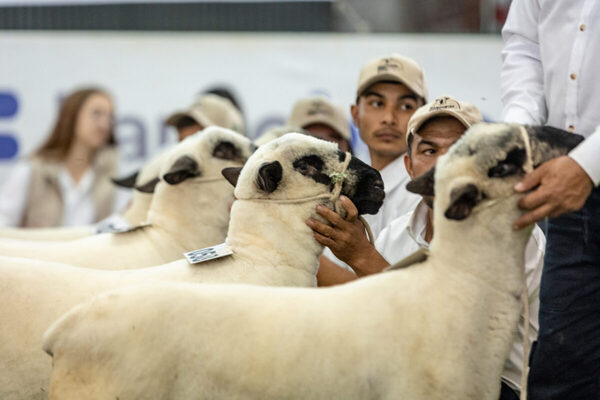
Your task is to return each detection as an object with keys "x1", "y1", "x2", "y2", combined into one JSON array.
[
  {"x1": 404, "y1": 116, "x2": 467, "y2": 206},
  {"x1": 351, "y1": 82, "x2": 422, "y2": 164}
]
